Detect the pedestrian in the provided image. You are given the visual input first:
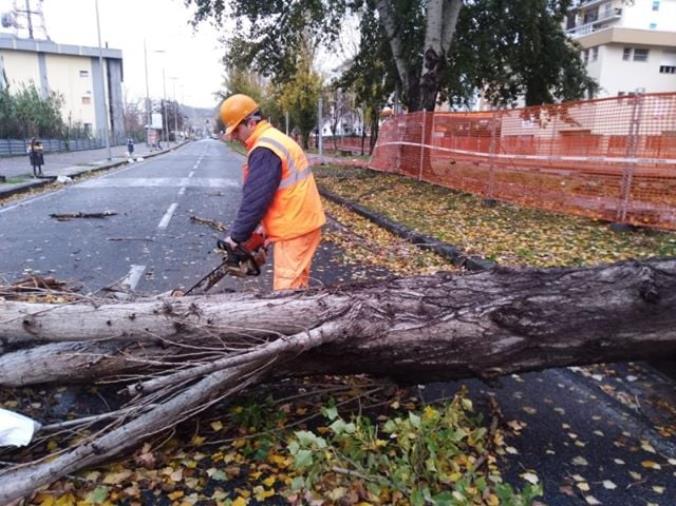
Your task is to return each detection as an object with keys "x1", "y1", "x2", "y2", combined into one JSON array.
[
  {"x1": 27, "y1": 137, "x2": 45, "y2": 177},
  {"x1": 127, "y1": 138, "x2": 135, "y2": 157},
  {"x1": 219, "y1": 94, "x2": 326, "y2": 291}
]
